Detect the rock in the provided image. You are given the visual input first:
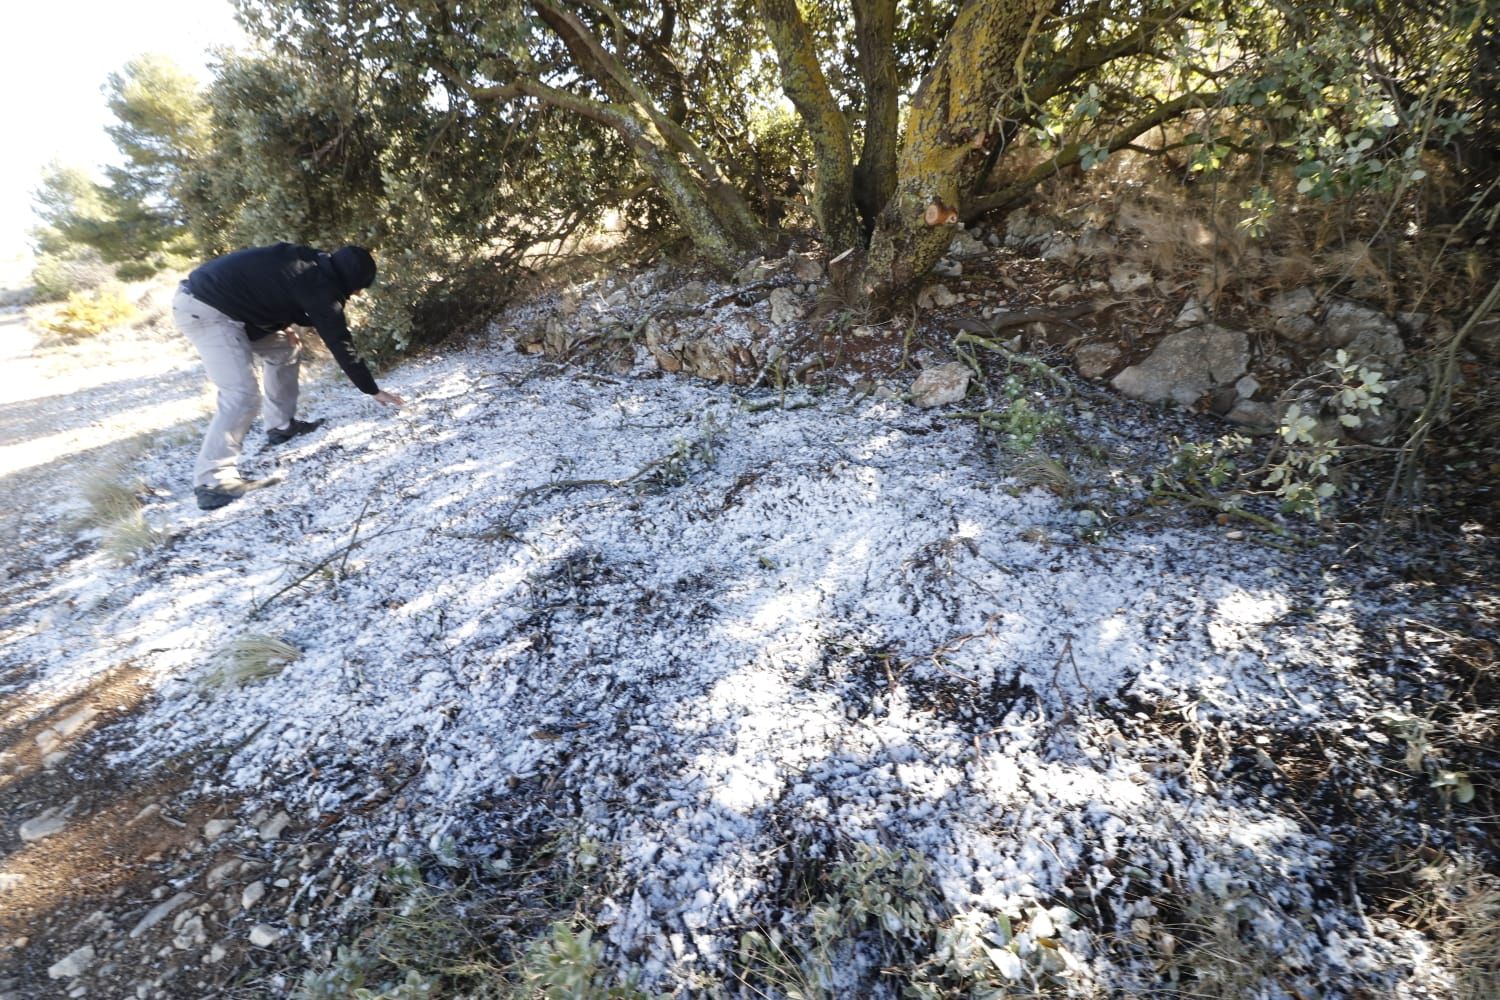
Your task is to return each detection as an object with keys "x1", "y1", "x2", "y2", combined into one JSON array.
[
  {"x1": 19, "y1": 807, "x2": 69, "y2": 843},
  {"x1": 257, "y1": 811, "x2": 291, "y2": 842},
  {"x1": 130, "y1": 892, "x2": 194, "y2": 939},
  {"x1": 248, "y1": 924, "x2": 280, "y2": 948},
  {"x1": 241, "y1": 880, "x2": 266, "y2": 910},
  {"x1": 947, "y1": 230, "x2": 988, "y2": 258},
  {"x1": 1038, "y1": 235, "x2": 1078, "y2": 262},
  {"x1": 1209, "y1": 385, "x2": 1240, "y2": 416},
  {"x1": 909, "y1": 363, "x2": 971, "y2": 408},
  {"x1": 205, "y1": 860, "x2": 240, "y2": 889},
  {"x1": 1003, "y1": 207, "x2": 1040, "y2": 247},
  {"x1": 1111, "y1": 325, "x2": 1250, "y2": 407},
  {"x1": 1175, "y1": 298, "x2": 1208, "y2": 327},
  {"x1": 1267, "y1": 288, "x2": 1319, "y2": 342},
  {"x1": 1074, "y1": 342, "x2": 1122, "y2": 380},
  {"x1": 0, "y1": 874, "x2": 23, "y2": 894},
  {"x1": 734, "y1": 256, "x2": 780, "y2": 284},
  {"x1": 932, "y1": 258, "x2": 962, "y2": 278},
  {"x1": 768, "y1": 287, "x2": 803, "y2": 326},
  {"x1": 203, "y1": 819, "x2": 234, "y2": 841},
  {"x1": 916, "y1": 284, "x2": 961, "y2": 310},
  {"x1": 1321, "y1": 299, "x2": 1399, "y2": 348},
  {"x1": 48, "y1": 945, "x2": 95, "y2": 980},
  {"x1": 684, "y1": 338, "x2": 737, "y2": 382},
  {"x1": 1235, "y1": 375, "x2": 1260, "y2": 398},
  {"x1": 788, "y1": 252, "x2": 823, "y2": 282},
  {"x1": 207, "y1": 944, "x2": 227, "y2": 964},
  {"x1": 171, "y1": 914, "x2": 205, "y2": 951},
  {"x1": 1108, "y1": 263, "x2": 1154, "y2": 294},
  {"x1": 1340, "y1": 326, "x2": 1406, "y2": 367},
  {"x1": 675, "y1": 281, "x2": 709, "y2": 307}
]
